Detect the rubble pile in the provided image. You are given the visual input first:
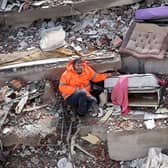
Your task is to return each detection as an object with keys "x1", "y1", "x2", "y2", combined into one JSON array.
[
  {"x1": 107, "y1": 111, "x2": 168, "y2": 132},
  {"x1": 0, "y1": 79, "x2": 62, "y2": 166},
  {"x1": 121, "y1": 148, "x2": 168, "y2": 168},
  {"x1": 0, "y1": 0, "x2": 166, "y2": 13},
  {"x1": 1, "y1": 0, "x2": 168, "y2": 167},
  {"x1": 0, "y1": 0, "x2": 82, "y2": 13},
  {"x1": 0, "y1": 78, "x2": 119, "y2": 167},
  {"x1": 0, "y1": 0, "x2": 166, "y2": 54},
  {"x1": 0, "y1": 78, "x2": 59, "y2": 139},
  {"x1": 4, "y1": 143, "x2": 119, "y2": 167}
]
